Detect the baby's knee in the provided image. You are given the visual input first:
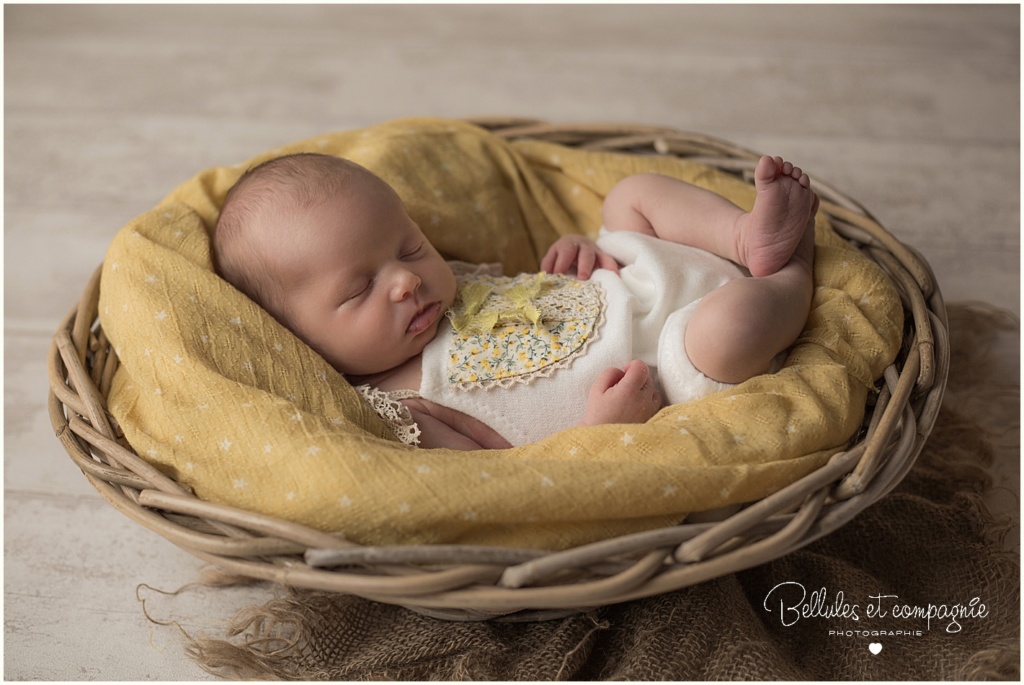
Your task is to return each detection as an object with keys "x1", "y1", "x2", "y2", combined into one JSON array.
[{"x1": 602, "y1": 174, "x2": 664, "y2": 233}]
